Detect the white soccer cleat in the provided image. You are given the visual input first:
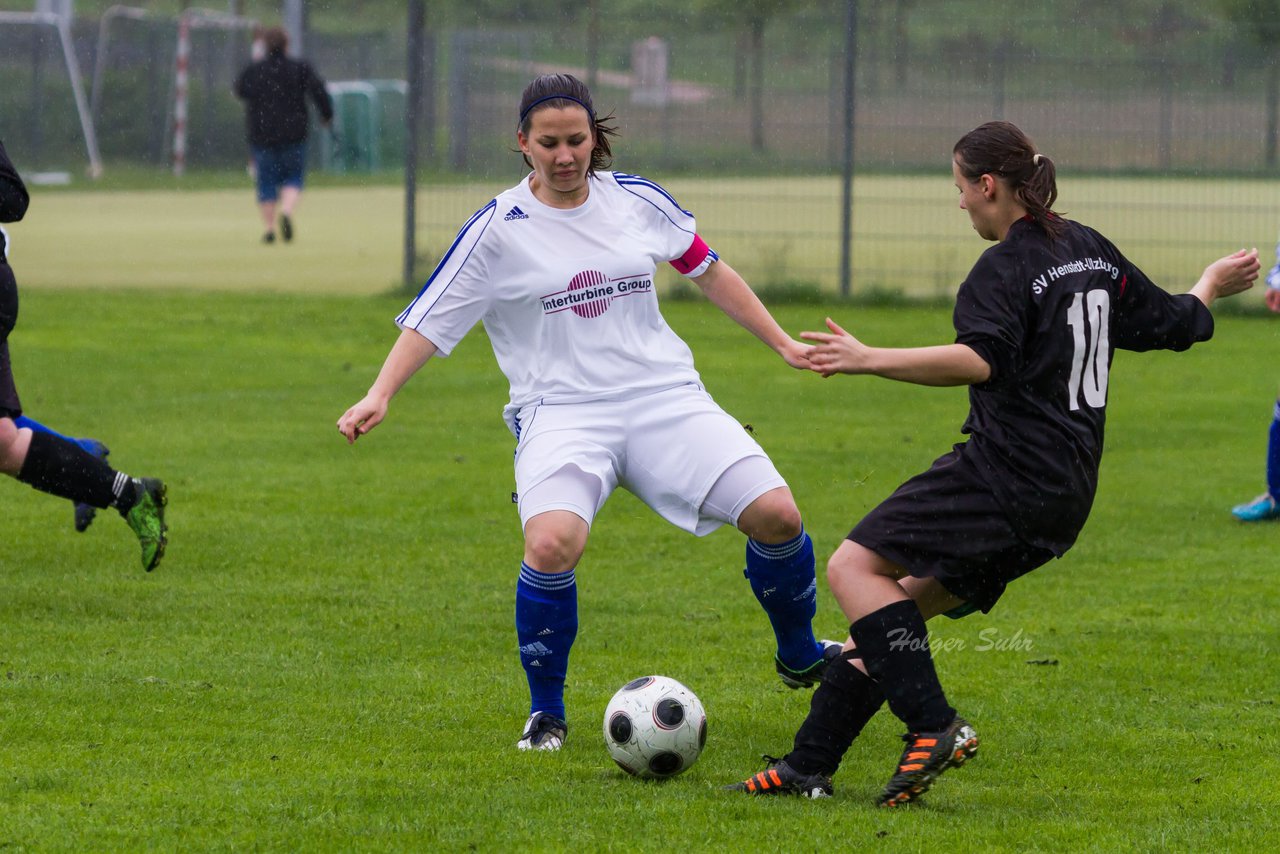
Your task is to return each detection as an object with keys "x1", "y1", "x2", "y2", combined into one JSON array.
[{"x1": 517, "y1": 712, "x2": 567, "y2": 751}]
